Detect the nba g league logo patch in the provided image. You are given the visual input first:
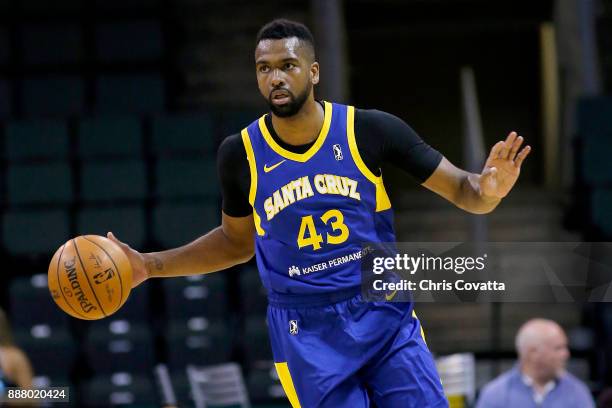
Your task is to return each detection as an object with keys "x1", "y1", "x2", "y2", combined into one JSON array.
[
  {"x1": 289, "y1": 320, "x2": 299, "y2": 335},
  {"x1": 333, "y1": 144, "x2": 343, "y2": 161}
]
